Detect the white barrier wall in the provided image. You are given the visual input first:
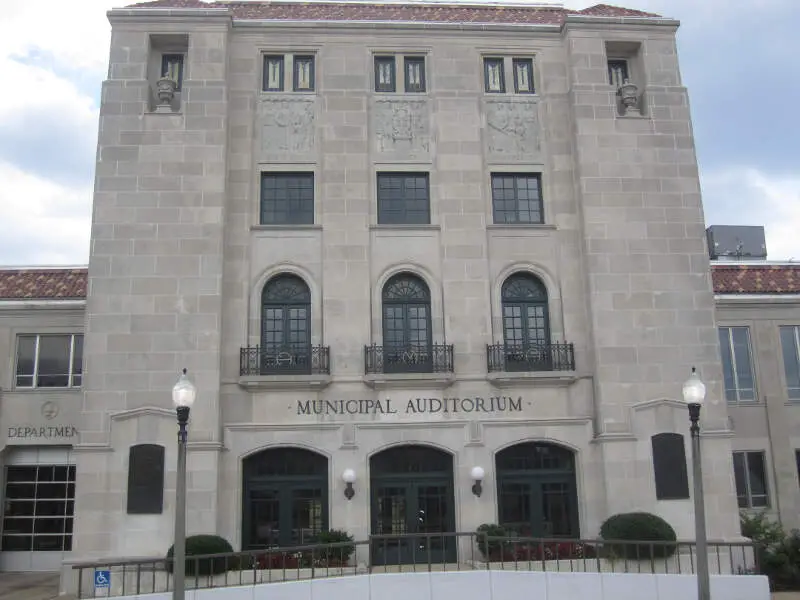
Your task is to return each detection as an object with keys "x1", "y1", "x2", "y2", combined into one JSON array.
[{"x1": 119, "y1": 571, "x2": 769, "y2": 600}]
